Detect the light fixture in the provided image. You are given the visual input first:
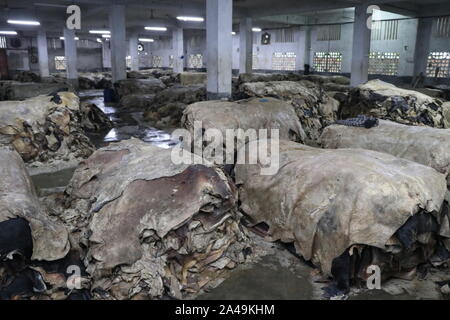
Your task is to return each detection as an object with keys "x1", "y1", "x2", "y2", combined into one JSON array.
[
  {"x1": 176, "y1": 16, "x2": 204, "y2": 22},
  {"x1": 60, "y1": 36, "x2": 79, "y2": 40},
  {"x1": 89, "y1": 30, "x2": 110, "y2": 34},
  {"x1": 252, "y1": 27, "x2": 262, "y2": 32},
  {"x1": 7, "y1": 19, "x2": 40, "y2": 26},
  {"x1": 231, "y1": 32, "x2": 236, "y2": 35},
  {"x1": 96, "y1": 38, "x2": 102, "y2": 43},
  {"x1": 138, "y1": 38, "x2": 154, "y2": 42},
  {"x1": 102, "y1": 34, "x2": 111, "y2": 38},
  {"x1": 145, "y1": 26, "x2": 167, "y2": 31},
  {"x1": 0, "y1": 31, "x2": 17, "y2": 35}
]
